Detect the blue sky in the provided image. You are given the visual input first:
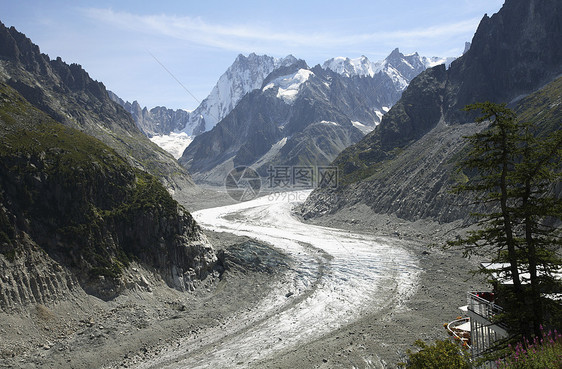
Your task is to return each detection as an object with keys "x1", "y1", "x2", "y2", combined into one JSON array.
[{"x1": 3, "y1": 0, "x2": 504, "y2": 110}]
